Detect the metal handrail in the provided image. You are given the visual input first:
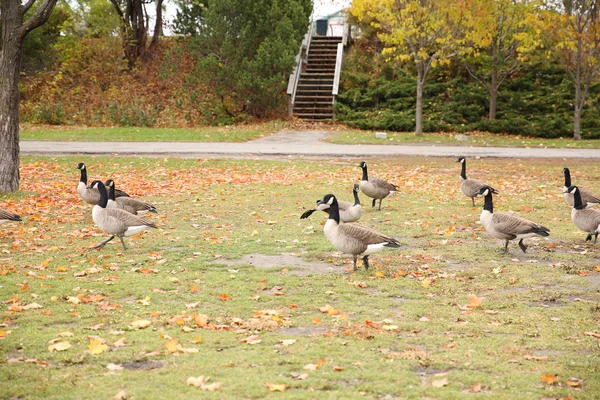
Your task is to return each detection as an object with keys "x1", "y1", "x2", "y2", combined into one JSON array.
[
  {"x1": 287, "y1": 21, "x2": 315, "y2": 116},
  {"x1": 332, "y1": 42, "x2": 344, "y2": 99}
]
